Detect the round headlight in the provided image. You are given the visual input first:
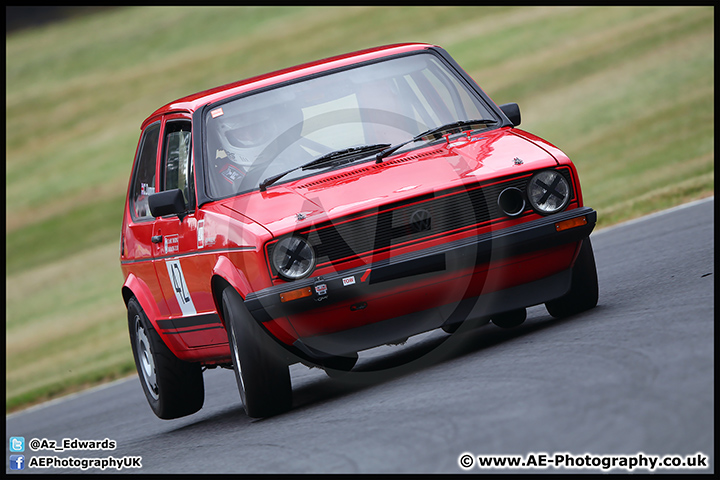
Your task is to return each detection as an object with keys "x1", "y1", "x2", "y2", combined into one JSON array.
[
  {"x1": 272, "y1": 236, "x2": 316, "y2": 280},
  {"x1": 527, "y1": 170, "x2": 571, "y2": 214}
]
